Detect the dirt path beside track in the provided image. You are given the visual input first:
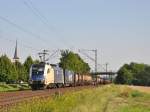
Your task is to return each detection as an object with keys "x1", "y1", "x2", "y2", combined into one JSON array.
[{"x1": 129, "y1": 86, "x2": 150, "y2": 93}]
